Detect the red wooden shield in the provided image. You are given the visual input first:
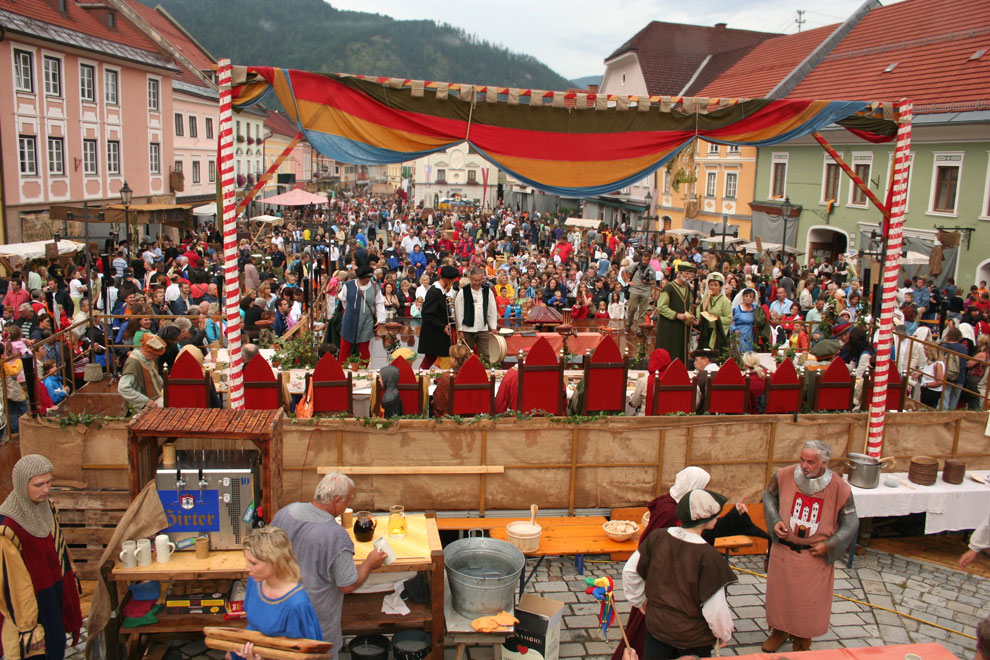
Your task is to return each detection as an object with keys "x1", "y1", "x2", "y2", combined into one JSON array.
[
  {"x1": 519, "y1": 337, "x2": 562, "y2": 415},
  {"x1": 452, "y1": 355, "x2": 492, "y2": 415},
  {"x1": 815, "y1": 356, "x2": 853, "y2": 411},
  {"x1": 311, "y1": 353, "x2": 351, "y2": 414},
  {"x1": 242, "y1": 355, "x2": 281, "y2": 410},
  {"x1": 583, "y1": 335, "x2": 626, "y2": 413},
  {"x1": 765, "y1": 358, "x2": 801, "y2": 414},
  {"x1": 651, "y1": 358, "x2": 693, "y2": 415},
  {"x1": 166, "y1": 350, "x2": 209, "y2": 408},
  {"x1": 708, "y1": 359, "x2": 747, "y2": 414}
]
